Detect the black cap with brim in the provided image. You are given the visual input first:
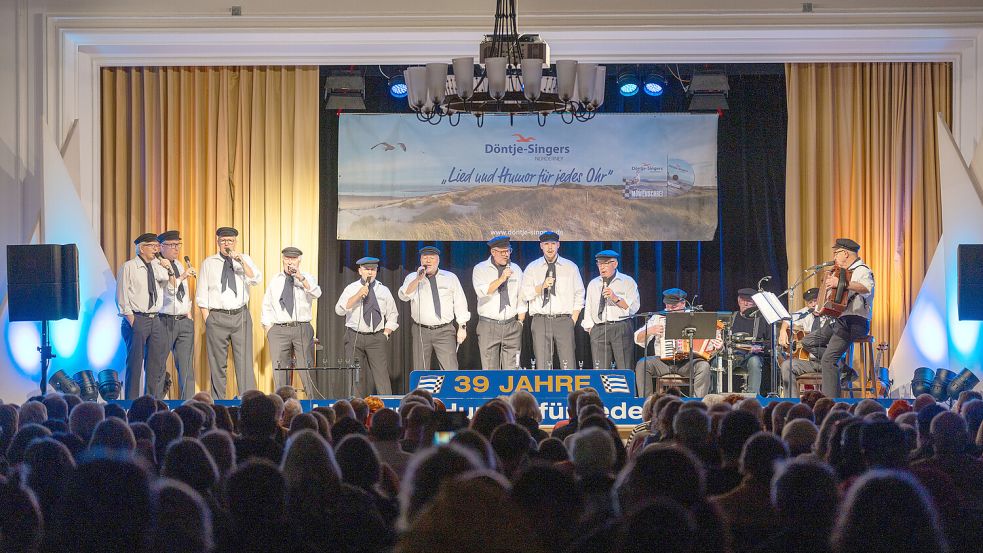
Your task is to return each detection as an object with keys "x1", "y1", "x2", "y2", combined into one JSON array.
[
  {"x1": 156, "y1": 230, "x2": 180, "y2": 243},
  {"x1": 418, "y1": 246, "x2": 440, "y2": 256},
  {"x1": 594, "y1": 249, "x2": 620, "y2": 261},
  {"x1": 356, "y1": 256, "x2": 380, "y2": 268},
  {"x1": 833, "y1": 238, "x2": 860, "y2": 253},
  {"x1": 281, "y1": 247, "x2": 303, "y2": 258},
  {"x1": 216, "y1": 227, "x2": 239, "y2": 238},
  {"x1": 803, "y1": 287, "x2": 820, "y2": 301},
  {"x1": 134, "y1": 233, "x2": 158, "y2": 245},
  {"x1": 539, "y1": 231, "x2": 560, "y2": 242},
  {"x1": 662, "y1": 288, "x2": 687, "y2": 303},
  {"x1": 487, "y1": 235, "x2": 510, "y2": 249},
  {"x1": 737, "y1": 288, "x2": 758, "y2": 297}
]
